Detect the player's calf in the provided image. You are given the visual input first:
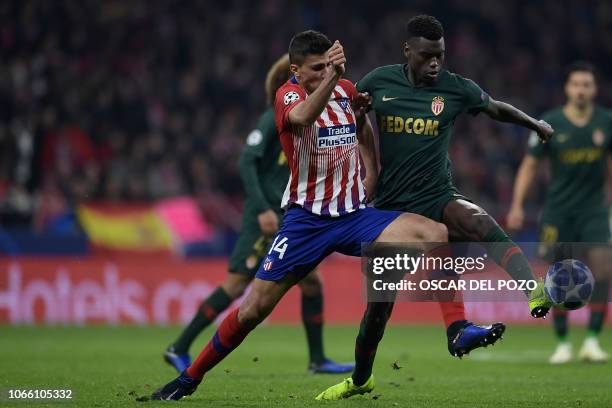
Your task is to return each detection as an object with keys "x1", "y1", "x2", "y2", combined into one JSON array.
[
  {"x1": 237, "y1": 277, "x2": 295, "y2": 328},
  {"x1": 151, "y1": 276, "x2": 296, "y2": 401},
  {"x1": 221, "y1": 273, "x2": 252, "y2": 299}
]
